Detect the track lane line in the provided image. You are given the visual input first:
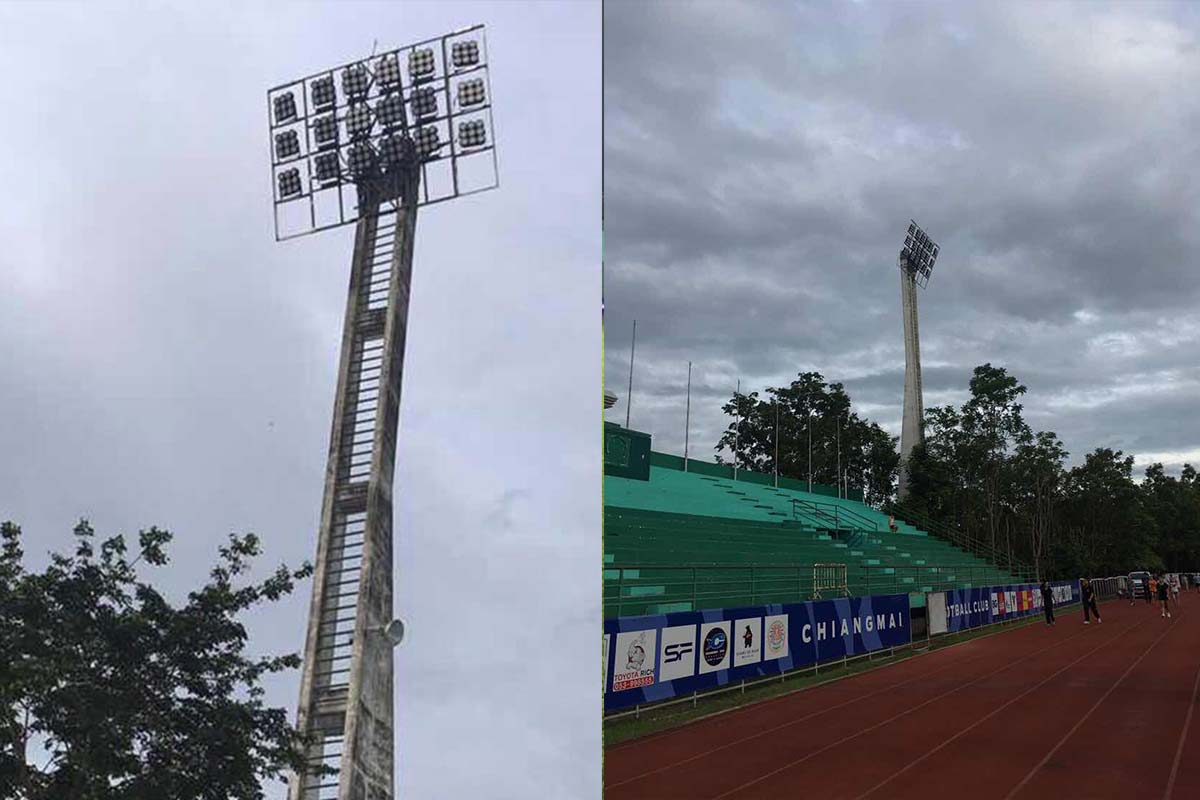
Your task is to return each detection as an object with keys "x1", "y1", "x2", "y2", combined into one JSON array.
[
  {"x1": 853, "y1": 613, "x2": 1146, "y2": 799},
  {"x1": 1004, "y1": 617, "x2": 1178, "y2": 800},
  {"x1": 1163, "y1": 646, "x2": 1200, "y2": 800},
  {"x1": 608, "y1": 617, "x2": 1070, "y2": 790},
  {"x1": 712, "y1": 617, "x2": 1116, "y2": 800}
]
